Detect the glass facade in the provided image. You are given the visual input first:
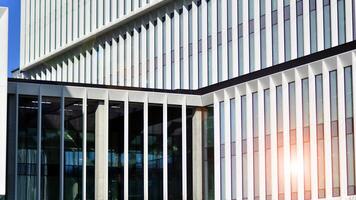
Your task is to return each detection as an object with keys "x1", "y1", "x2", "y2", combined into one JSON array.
[
  {"x1": 41, "y1": 97, "x2": 60, "y2": 200},
  {"x1": 345, "y1": 66, "x2": 355, "y2": 195},
  {"x1": 203, "y1": 105, "x2": 214, "y2": 199},
  {"x1": 148, "y1": 104, "x2": 163, "y2": 200},
  {"x1": 128, "y1": 103, "x2": 144, "y2": 199},
  {"x1": 241, "y1": 95, "x2": 247, "y2": 200},
  {"x1": 265, "y1": 89, "x2": 272, "y2": 200},
  {"x1": 276, "y1": 85, "x2": 284, "y2": 200},
  {"x1": 108, "y1": 101, "x2": 125, "y2": 200},
  {"x1": 316, "y1": 74, "x2": 325, "y2": 198},
  {"x1": 289, "y1": 82, "x2": 297, "y2": 200},
  {"x1": 330, "y1": 70, "x2": 340, "y2": 197},
  {"x1": 64, "y1": 98, "x2": 83, "y2": 200},
  {"x1": 219, "y1": 101, "x2": 225, "y2": 199},
  {"x1": 252, "y1": 92, "x2": 259, "y2": 199},
  {"x1": 17, "y1": 96, "x2": 38, "y2": 200},
  {"x1": 167, "y1": 106, "x2": 182, "y2": 199},
  {"x1": 302, "y1": 79, "x2": 311, "y2": 199}
]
